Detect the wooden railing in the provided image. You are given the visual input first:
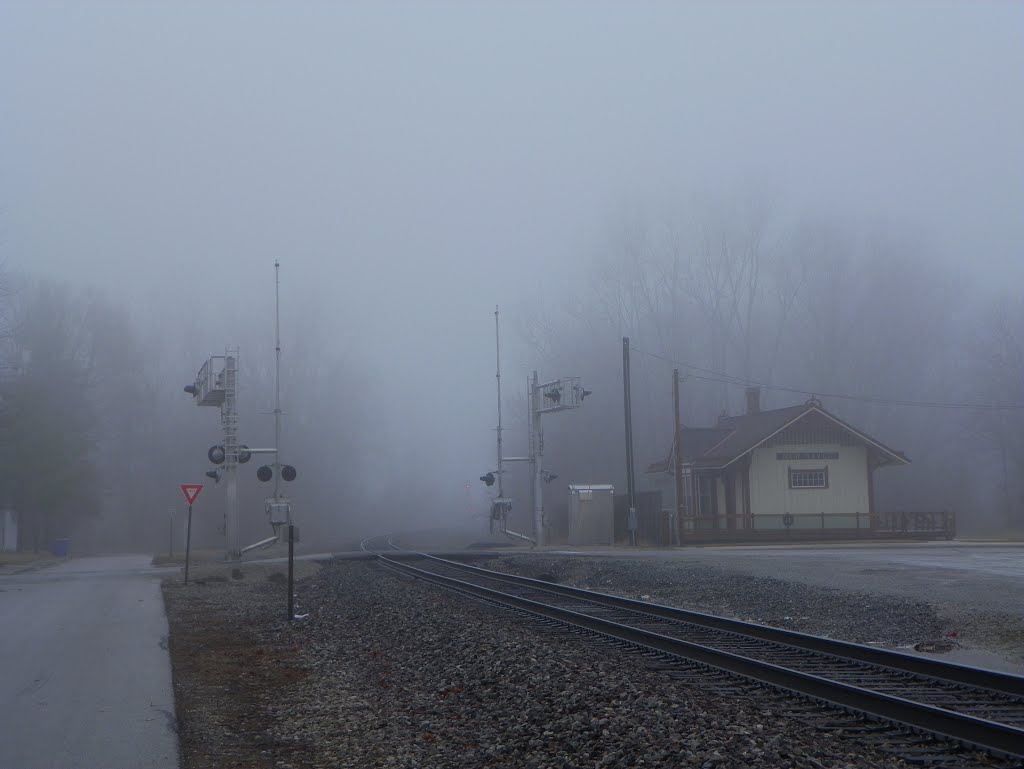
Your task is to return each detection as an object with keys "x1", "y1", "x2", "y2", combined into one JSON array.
[
  {"x1": 873, "y1": 511, "x2": 956, "y2": 538},
  {"x1": 675, "y1": 511, "x2": 955, "y2": 540}
]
